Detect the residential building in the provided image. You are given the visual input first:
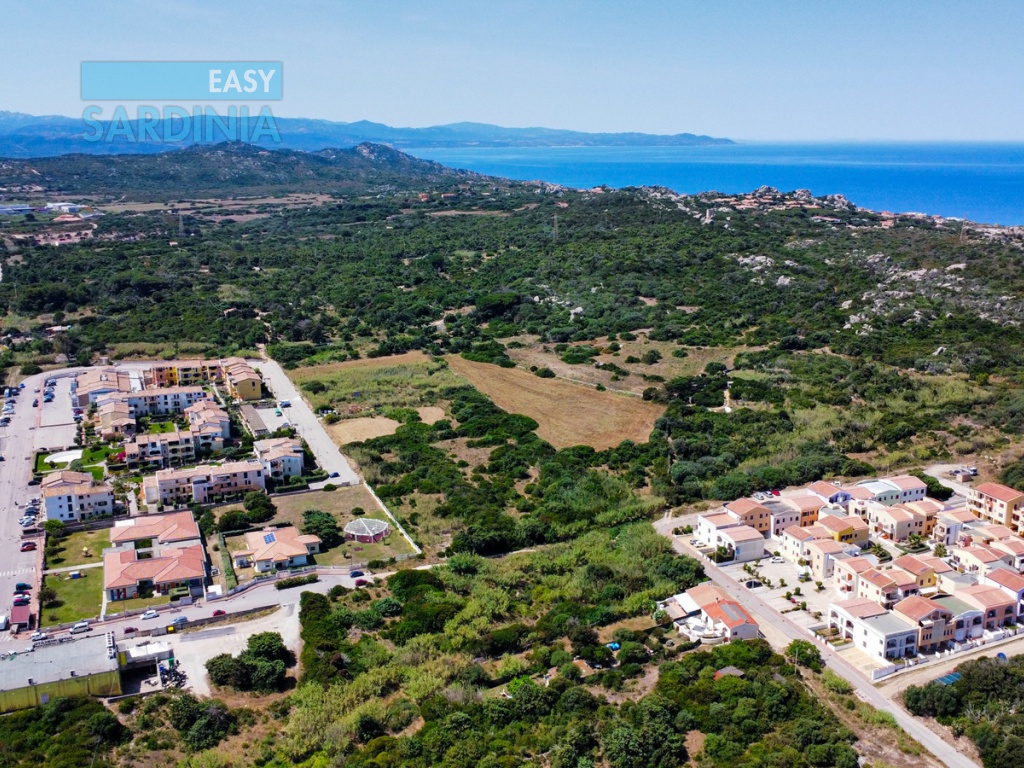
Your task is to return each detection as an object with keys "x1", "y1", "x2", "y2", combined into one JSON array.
[
  {"x1": 931, "y1": 594, "x2": 986, "y2": 643},
  {"x1": 805, "y1": 539, "x2": 848, "y2": 581},
  {"x1": 834, "y1": 555, "x2": 877, "y2": 595},
  {"x1": 893, "y1": 596, "x2": 955, "y2": 653},
  {"x1": 967, "y1": 482, "x2": 1024, "y2": 530},
  {"x1": 815, "y1": 512, "x2": 871, "y2": 545},
  {"x1": 886, "y1": 475, "x2": 929, "y2": 504},
  {"x1": 184, "y1": 400, "x2": 231, "y2": 448},
  {"x1": 100, "y1": 386, "x2": 210, "y2": 417},
  {"x1": 232, "y1": 526, "x2": 321, "y2": 573},
  {"x1": 893, "y1": 554, "x2": 948, "y2": 591},
  {"x1": 666, "y1": 584, "x2": 760, "y2": 642},
  {"x1": 806, "y1": 481, "x2": 852, "y2": 507},
  {"x1": 902, "y1": 498, "x2": 943, "y2": 537},
  {"x1": 96, "y1": 400, "x2": 136, "y2": 438},
  {"x1": 990, "y1": 538, "x2": 1024, "y2": 571},
  {"x1": 221, "y1": 357, "x2": 262, "y2": 400},
  {"x1": 853, "y1": 479, "x2": 903, "y2": 506},
  {"x1": 958, "y1": 584, "x2": 1017, "y2": 630},
  {"x1": 865, "y1": 502, "x2": 923, "y2": 542},
  {"x1": 981, "y1": 568, "x2": 1024, "y2": 621},
  {"x1": 42, "y1": 470, "x2": 116, "y2": 522},
  {"x1": 104, "y1": 544, "x2": 206, "y2": 602},
  {"x1": 933, "y1": 509, "x2": 977, "y2": 547},
  {"x1": 780, "y1": 524, "x2": 831, "y2": 563},
  {"x1": 717, "y1": 525, "x2": 766, "y2": 563},
  {"x1": 254, "y1": 437, "x2": 305, "y2": 480},
  {"x1": 124, "y1": 428, "x2": 197, "y2": 469},
  {"x1": 829, "y1": 597, "x2": 918, "y2": 661},
  {"x1": 72, "y1": 368, "x2": 133, "y2": 407},
  {"x1": 109, "y1": 510, "x2": 201, "y2": 548},
  {"x1": 143, "y1": 459, "x2": 266, "y2": 507},
  {"x1": 696, "y1": 513, "x2": 740, "y2": 546},
  {"x1": 782, "y1": 494, "x2": 824, "y2": 526},
  {"x1": 857, "y1": 568, "x2": 899, "y2": 608},
  {"x1": 769, "y1": 505, "x2": 801, "y2": 537},
  {"x1": 724, "y1": 498, "x2": 771, "y2": 535},
  {"x1": 950, "y1": 545, "x2": 1012, "y2": 575}
]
